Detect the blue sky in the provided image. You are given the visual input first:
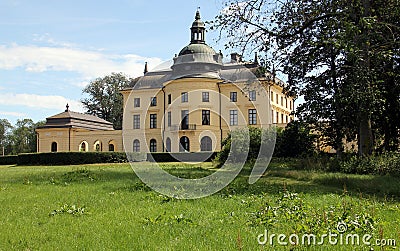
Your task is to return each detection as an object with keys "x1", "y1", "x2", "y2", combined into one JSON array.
[{"x1": 0, "y1": 0, "x2": 232, "y2": 125}]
